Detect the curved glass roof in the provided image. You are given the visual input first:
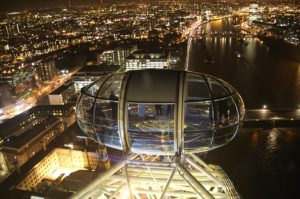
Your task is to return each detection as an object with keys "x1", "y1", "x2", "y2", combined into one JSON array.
[{"x1": 76, "y1": 69, "x2": 245, "y2": 155}]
